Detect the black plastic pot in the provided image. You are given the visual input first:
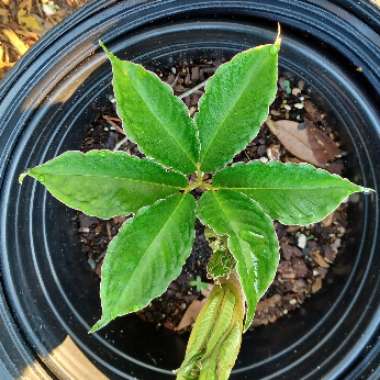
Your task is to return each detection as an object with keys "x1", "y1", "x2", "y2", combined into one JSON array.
[{"x1": 0, "y1": 1, "x2": 379, "y2": 379}]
